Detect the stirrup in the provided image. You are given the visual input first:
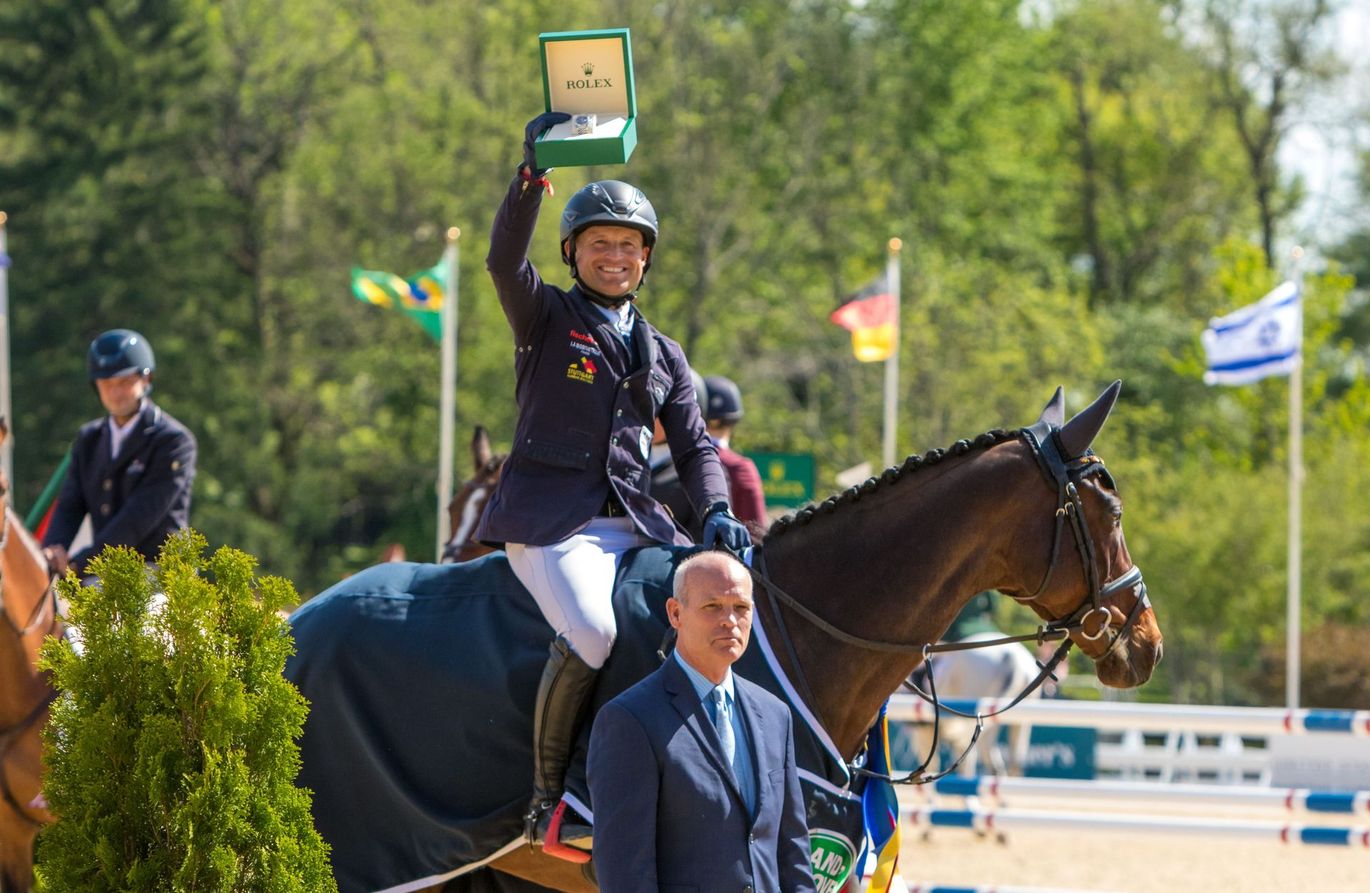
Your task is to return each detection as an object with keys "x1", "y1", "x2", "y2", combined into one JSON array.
[
  {"x1": 541, "y1": 800, "x2": 592, "y2": 864},
  {"x1": 523, "y1": 798, "x2": 553, "y2": 846}
]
